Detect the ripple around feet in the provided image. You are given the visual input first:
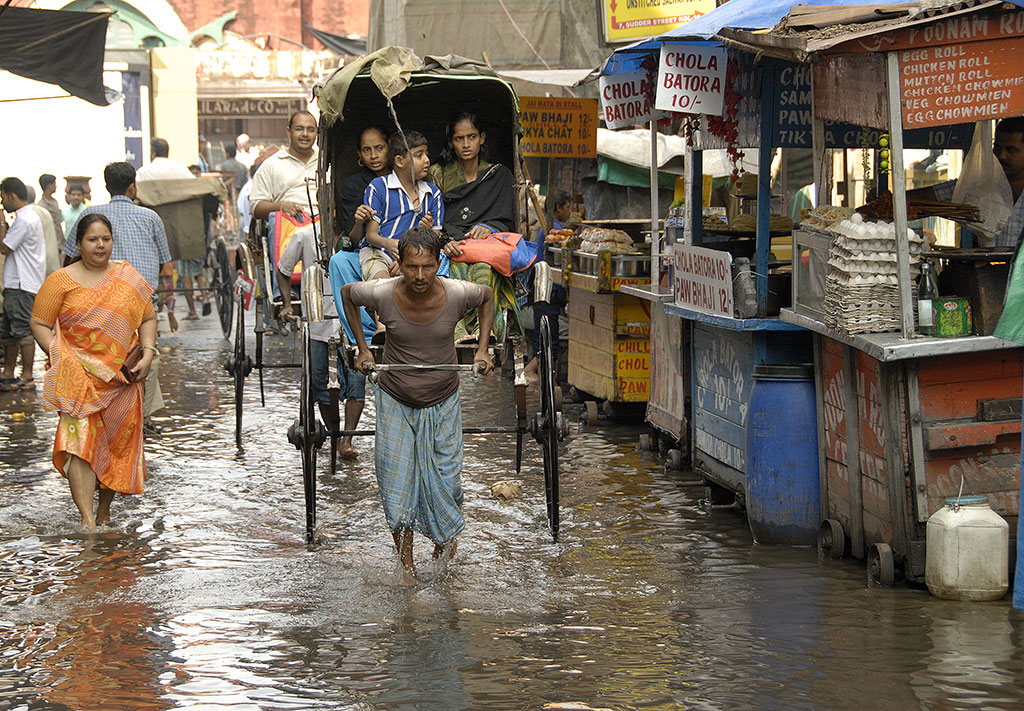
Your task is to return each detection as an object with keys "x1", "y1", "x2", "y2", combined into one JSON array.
[{"x1": 1, "y1": 316, "x2": 1023, "y2": 710}]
